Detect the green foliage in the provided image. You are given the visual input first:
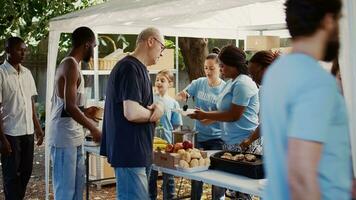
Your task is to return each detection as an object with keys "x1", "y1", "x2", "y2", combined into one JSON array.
[
  {"x1": 0, "y1": 0, "x2": 106, "y2": 54},
  {"x1": 58, "y1": 33, "x2": 72, "y2": 53},
  {"x1": 35, "y1": 102, "x2": 45, "y2": 128},
  {"x1": 117, "y1": 34, "x2": 130, "y2": 50}
]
